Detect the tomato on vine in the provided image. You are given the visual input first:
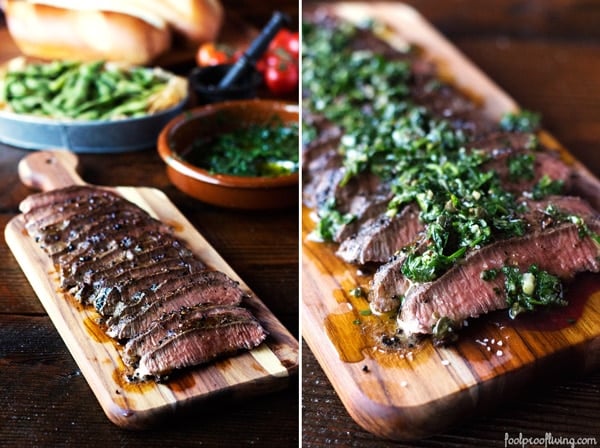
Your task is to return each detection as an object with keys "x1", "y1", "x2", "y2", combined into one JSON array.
[
  {"x1": 269, "y1": 29, "x2": 299, "y2": 59},
  {"x1": 264, "y1": 60, "x2": 299, "y2": 95},
  {"x1": 196, "y1": 43, "x2": 237, "y2": 67}
]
